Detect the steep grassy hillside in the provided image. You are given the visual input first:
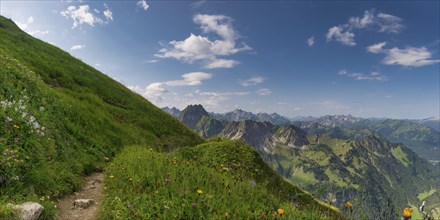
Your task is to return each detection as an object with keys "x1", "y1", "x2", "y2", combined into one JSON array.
[
  {"x1": 101, "y1": 140, "x2": 343, "y2": 219},
  {"x1": 0, "y1": 15, "x2": 202, "y2": 217}
]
